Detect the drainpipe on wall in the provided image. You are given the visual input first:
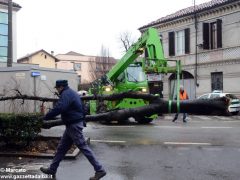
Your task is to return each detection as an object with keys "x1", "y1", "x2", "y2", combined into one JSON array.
[
  {"x1": 194, "y1": 0, "x2": 199, "y2": 98},
  {"x1": 7, "y1": 0, "x2": 13, "y2": 67}
]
